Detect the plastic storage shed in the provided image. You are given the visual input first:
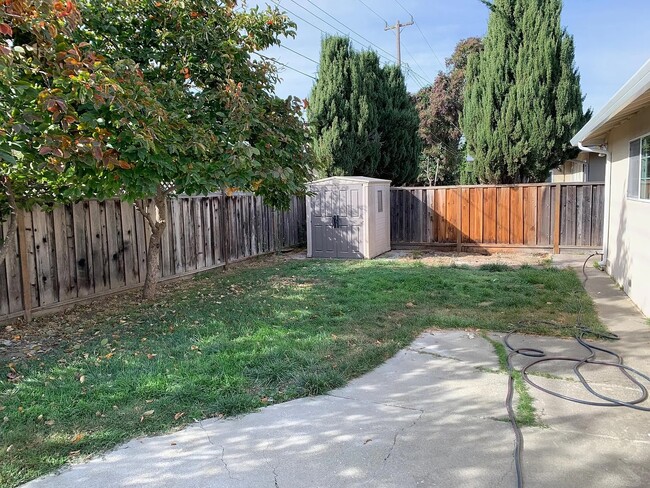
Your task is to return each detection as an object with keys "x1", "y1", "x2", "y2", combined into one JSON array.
[{"x1": 306, "y1": 176, "x2": 391, "y2": 259}]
